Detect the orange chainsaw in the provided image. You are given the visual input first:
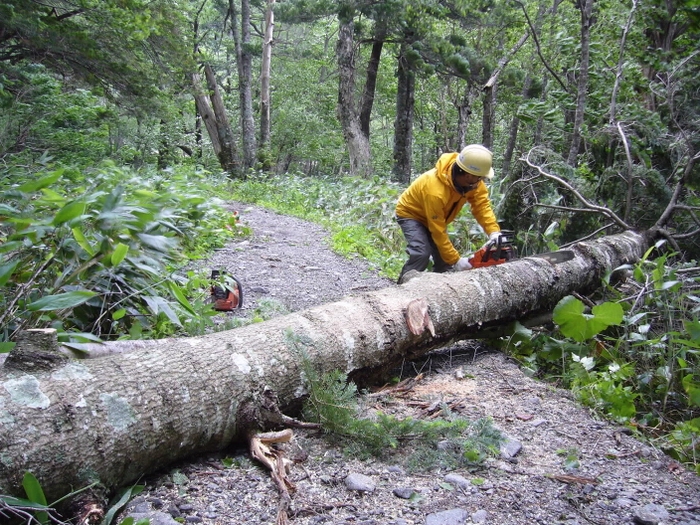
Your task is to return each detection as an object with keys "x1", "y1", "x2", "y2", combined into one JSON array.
[
  {"x1": 468, "y1": 230, "x2": 574, "y2": 268},
  {"x1": 210, "y1": 269, "x2": 243, "y2": 311}
]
